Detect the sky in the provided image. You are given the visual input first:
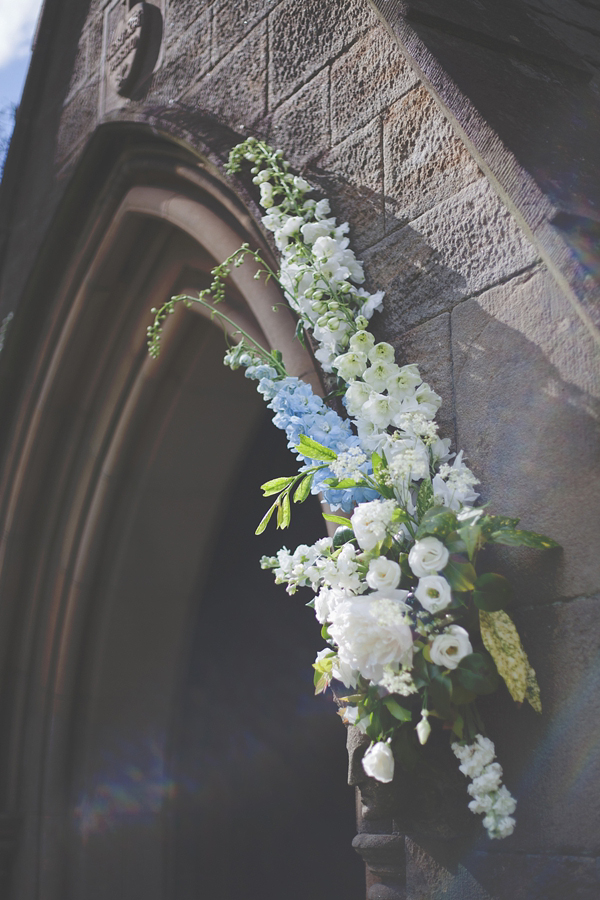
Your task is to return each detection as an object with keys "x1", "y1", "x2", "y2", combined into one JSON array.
[{"x1": 0, "y1": 0, "x2": 45, "y2": 166}]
